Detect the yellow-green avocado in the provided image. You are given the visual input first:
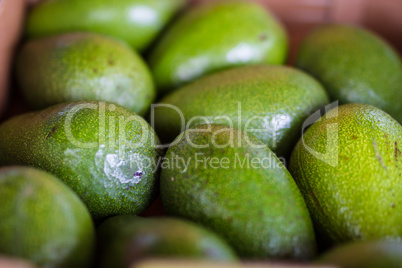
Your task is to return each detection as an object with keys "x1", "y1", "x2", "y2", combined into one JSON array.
[
  {"x1": 160, "y1": 124, "x2": 316, "y2": 260},
  {"x1": 0, "y1": 166, "x2": 95, "y2": 267},
  {"x1": 0, "y1": 101, "x2": 161, "y2": 219},
  {"x1": 297, "y1": 24, "x2": 402, "y2": 123},
  {"x1": 97, "y1": 216, "x2": 237, "y2": 268},
  {"x1": 26, "y1": 0, "x2": 185, "y2": 51},
  {"x1": 16, "y1": 33, "x2": 155, "y2": 116},
  {"x1": 290, "y1": 103, "x2": 402, "y2": 244},
  {"x1": 148, "y1": 0, "x2": 288, "y2": 93}
]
